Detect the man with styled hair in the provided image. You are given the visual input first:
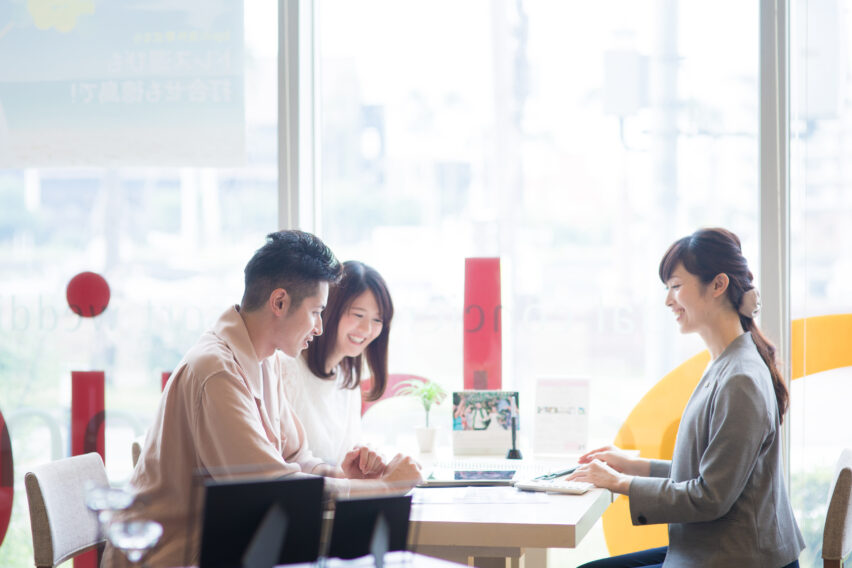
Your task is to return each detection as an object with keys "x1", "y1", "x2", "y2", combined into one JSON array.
[
  {"x1": 240, "y1": 230, "x2": 341, "y2": 312},
  {"x1": 114, "y1": 230, "x2": 421, "y2": 568}
]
